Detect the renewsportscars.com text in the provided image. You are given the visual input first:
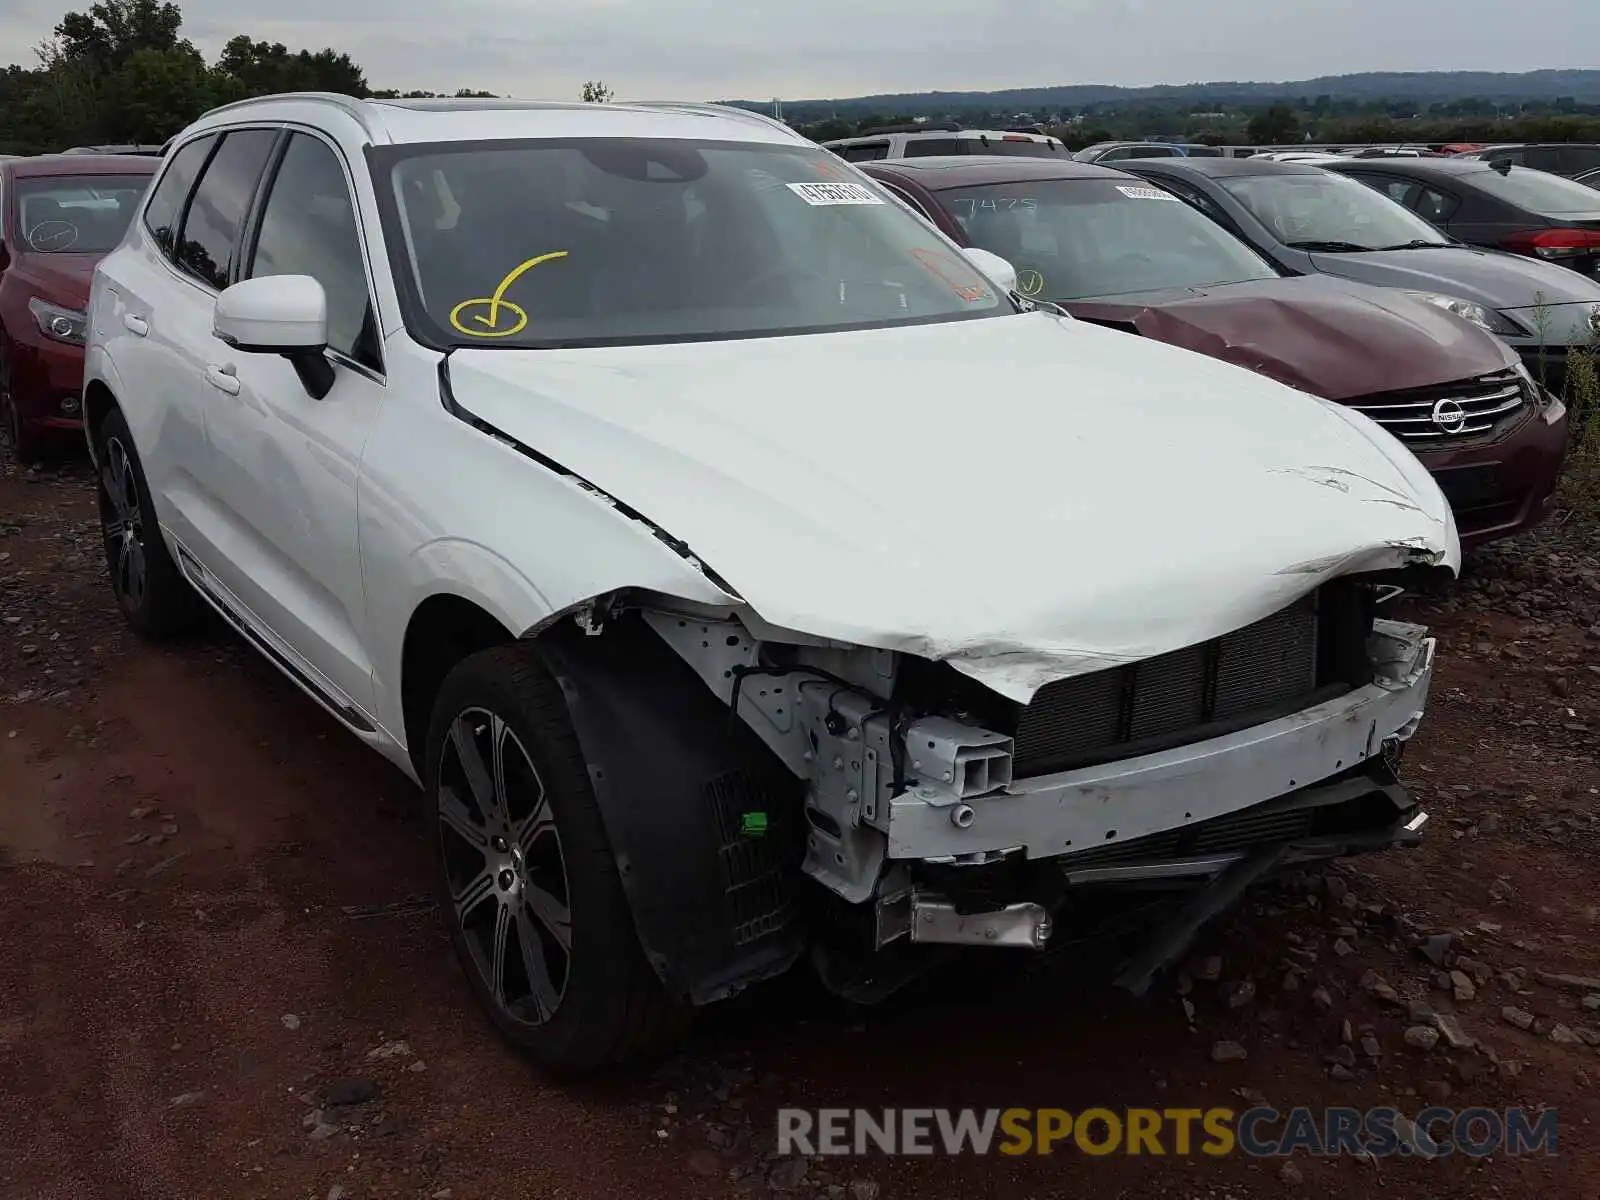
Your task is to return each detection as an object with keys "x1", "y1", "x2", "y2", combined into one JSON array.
[{"x1": 776, "y1": 1106, "x2": 1558, "y2": 1158}]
